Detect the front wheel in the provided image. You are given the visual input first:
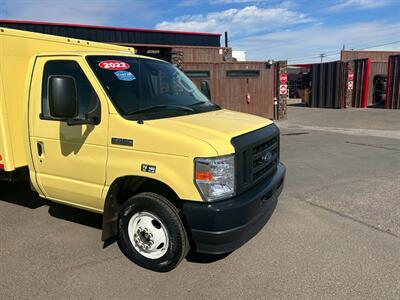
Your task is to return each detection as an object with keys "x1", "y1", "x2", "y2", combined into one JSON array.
[{"x1": 118, "y1": 192, "x2": 189, "y2": 272}]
